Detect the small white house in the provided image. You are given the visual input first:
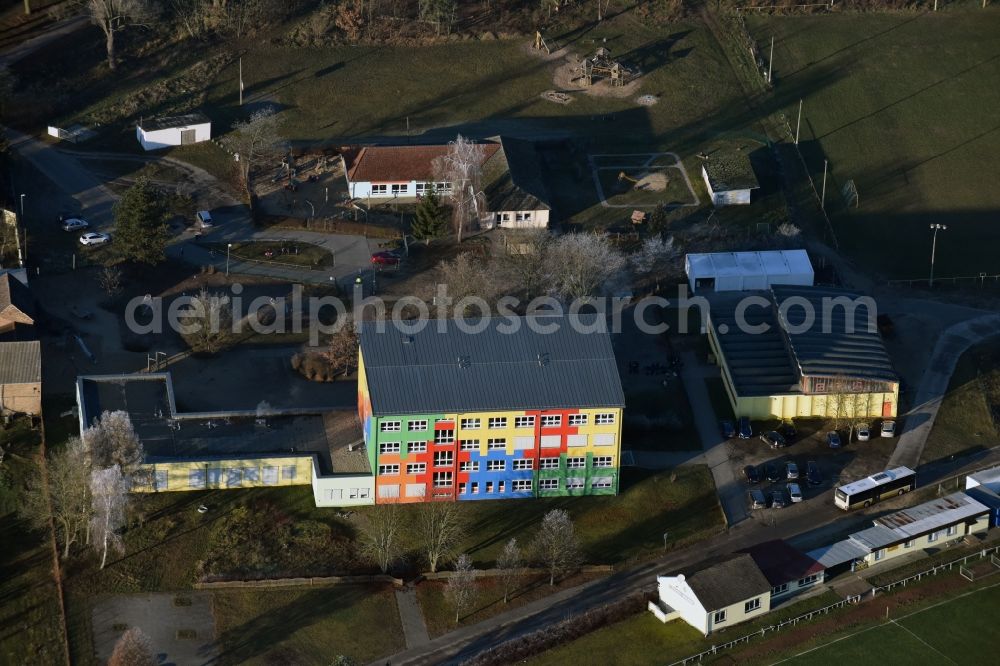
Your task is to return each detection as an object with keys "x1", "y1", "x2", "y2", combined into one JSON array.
[
  {"x1": 701, "y1": 151, "x2": 760, "y2": 207},
  {"x1": 136, "y1": 113, "x2": 211, "y2": 151},
  {"x1": 649, "y1": 554, "x2": 772, "y2": 635},
  {"x1": 685, "y1": 249, "x2": 814, "y2": 293}
]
